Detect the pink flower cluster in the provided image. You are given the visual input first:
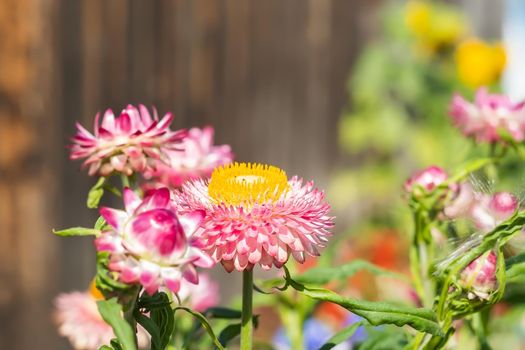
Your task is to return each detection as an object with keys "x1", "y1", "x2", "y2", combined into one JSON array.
[
  {"x1": 150, "y1": 126, "x2": 233, "y2": 188},
  {"x1": 445, "y1": 184, "x2": 518, "y2": 232},
  {"x1": 95, "y1": 188, "x2": 214, "y2": 295},
  {"x1": 71, "y1": 105, "x2": 187, "y2": 176},
  {"x1": 449, "y1": 88, "x2": 525, "y2": 143}
]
